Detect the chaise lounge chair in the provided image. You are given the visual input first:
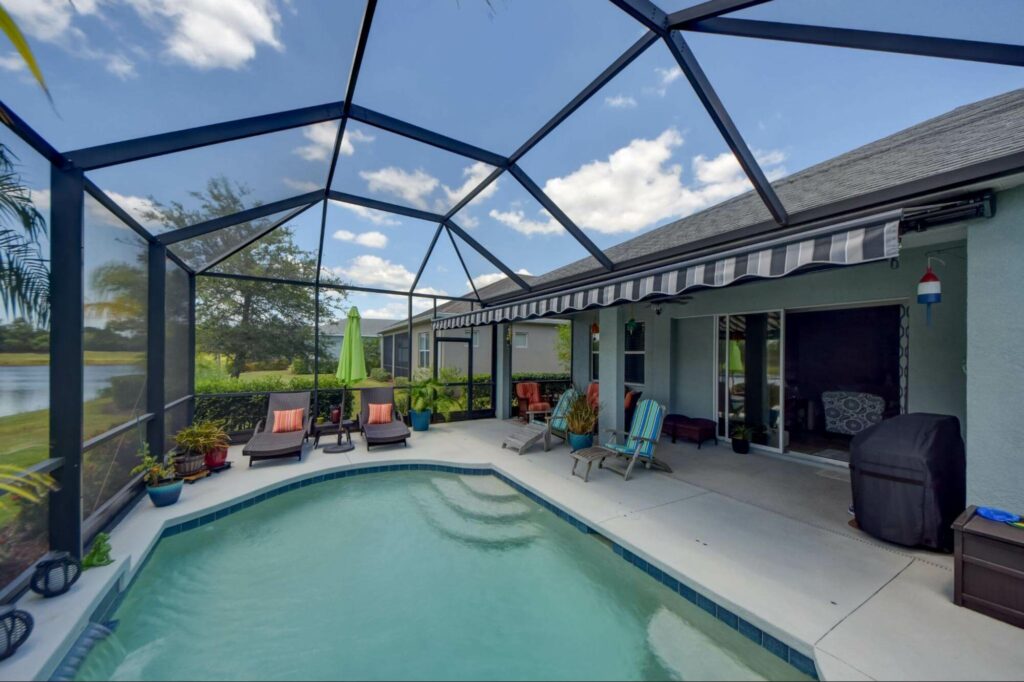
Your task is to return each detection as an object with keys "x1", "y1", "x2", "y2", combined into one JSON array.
[
  {"x1": 359, "y1": 386, "x2": 410, "y2": 450},
  {"x1": 544, "y1": 387, "x2": 580, "y2": 451},
  {"x1": 600, "y1": 398, "x2": 670, "y2": 481},
  {"x1": 243, "y1": 391, "x2": 312, "y2": 467}
]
